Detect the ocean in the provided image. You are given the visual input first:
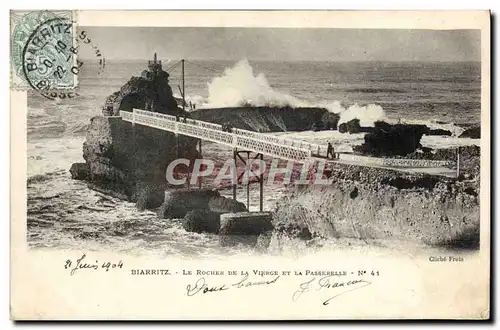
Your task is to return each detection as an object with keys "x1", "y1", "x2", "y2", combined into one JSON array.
[{"x1": 26, "y1": 59, "x2": 481, "y2": 257}]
